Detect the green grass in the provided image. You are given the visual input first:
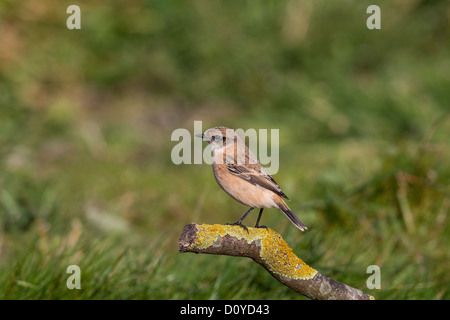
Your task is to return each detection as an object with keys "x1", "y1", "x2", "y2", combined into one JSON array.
[{"x1": 0, "y1": 0, "x2": 449, "y2": 299}]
